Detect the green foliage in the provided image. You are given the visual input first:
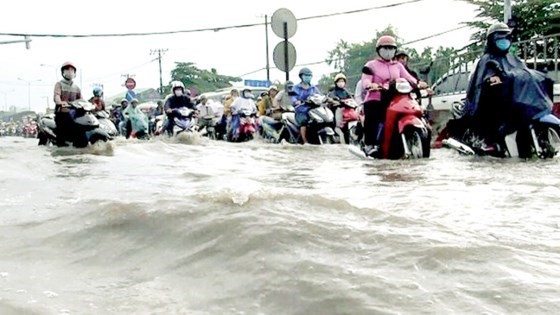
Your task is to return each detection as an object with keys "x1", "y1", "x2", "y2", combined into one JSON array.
[
  {"x1": 165, "y1": 62, "x2": 241, "y2": 96},
  {"x1": 323, "y1": 25, "x2": 459, "y2": 87},
  {"x1": 462, "y1": 0, "x2": 560, "y2": 55}
]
